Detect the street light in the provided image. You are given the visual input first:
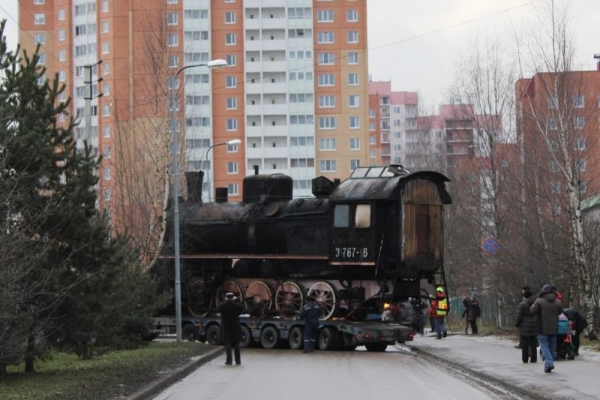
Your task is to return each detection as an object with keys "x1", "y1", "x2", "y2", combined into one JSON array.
[
  {"x1": 205, "y1": 139, "x2": 242, "y2": 202},
  {"x1": 170, "y1": 59, "x2": 228, "y2": 343}
]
